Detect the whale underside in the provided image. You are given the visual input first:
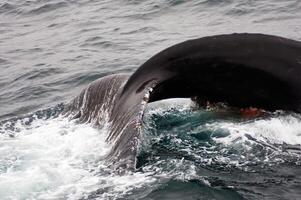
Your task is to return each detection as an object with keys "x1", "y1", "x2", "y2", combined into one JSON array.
[{"x1": 64, "y1": 33, "x2": 301, "y2": 170}]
